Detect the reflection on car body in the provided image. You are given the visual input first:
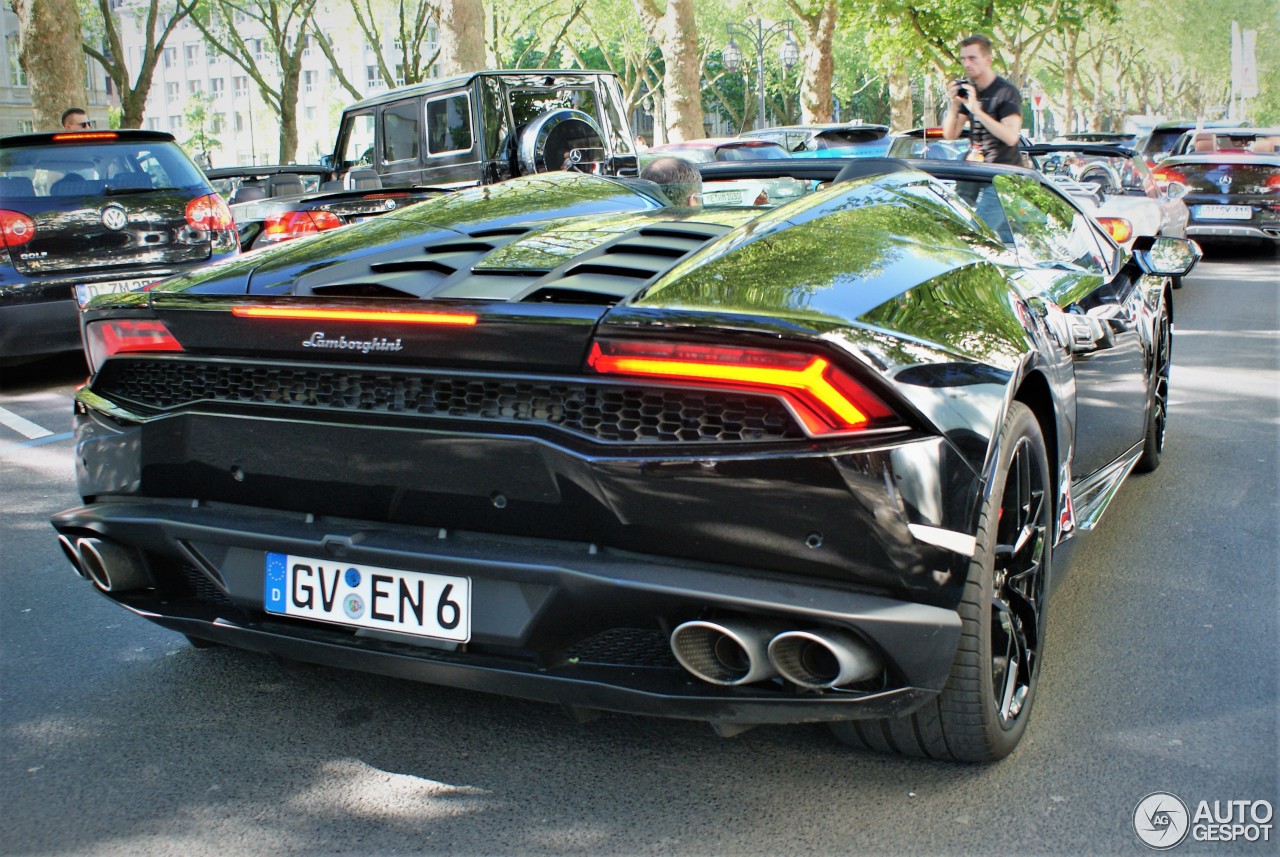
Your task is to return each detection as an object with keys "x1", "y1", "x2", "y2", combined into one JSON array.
[{"x1": 52, "y1": 157, "x2": 1200, "y2": 763}]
